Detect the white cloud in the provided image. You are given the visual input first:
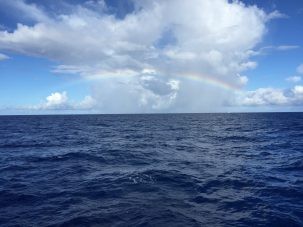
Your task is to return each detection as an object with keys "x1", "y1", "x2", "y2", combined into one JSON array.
[
  {"x1": 238, "y1": 61, "x2": 258, "y2": 71},
  {"x1": 292, "y1": 85, "x2": 303, "y2": 96},
  {"x1": 297, "y1": 64, "x2": 303, "y2": 74},
  {"x1": 235, "y1": 85, "x2": 303, "y2": 106},
  {"x1": 86, "y1": 73, "x2": 182, "y2": 113},
  {"x1": 45, "y1": 92, "x2": 68, "y2": 108},
  {"x1": 0, "y1": 0, "x2": 283, "y2": 112},
  {"x1": 0, "y1": 53, "x2": 9, "y2": 60},
  {"x1": 276, "y1": 45, "x2": 299, "y2": 51},
  {"x1": 286, "y1": 76, "x2": 301, "y2": 83},
  {"x1": 266, "y1": 10, "x2": 288, "y2": 20},
  {"x1": 76, "y1": 95, "x2": 96, "y2": 109},
  {"x1": 237, "y1": 88, "x2": 288, "y2": 106},
  {"x1": 30, "y1": 91, "x2": 96, "y2": 110},
  {"x1": 0, "y1": 0, "x2": 49, "y2": 23},
  {"x1": 254, "y1": 45, "x2": 300, "y2": 56},
  {"x1": 238, "y1": 74, "x2": 249, "y2": 85}
]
